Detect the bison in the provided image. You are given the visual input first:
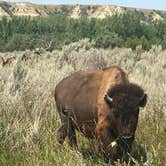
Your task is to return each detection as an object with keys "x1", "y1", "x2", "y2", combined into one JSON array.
[
  {"x1": 21, "y1": 52, "x2": 31, "y2": 61},
  {"x1": 2, "y1": 56, "x2": 16, "y2": 67},
  {"x1": 54, "y1": 66, "x2": 147, "y2": 161}
]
